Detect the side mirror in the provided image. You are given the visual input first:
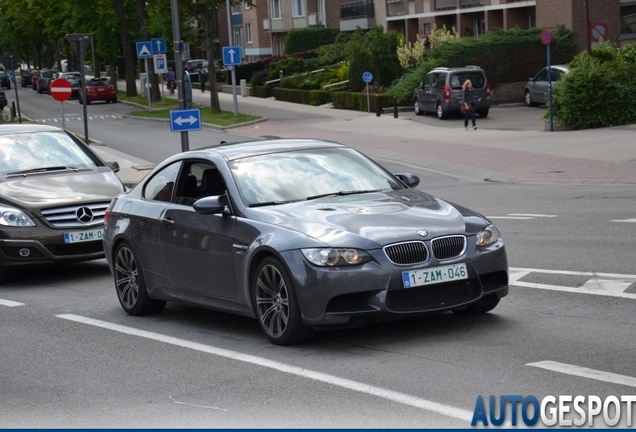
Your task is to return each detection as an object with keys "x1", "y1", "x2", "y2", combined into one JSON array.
[
  {"x1": 107, "y1": 161, "x2": 120, "y2": 173},
  {"x1": 193, "y1": 195, "x2": 227, "y2": 215},
  {"x1": 394, "y1": 172, "x2": 420, "y2": 188}
]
